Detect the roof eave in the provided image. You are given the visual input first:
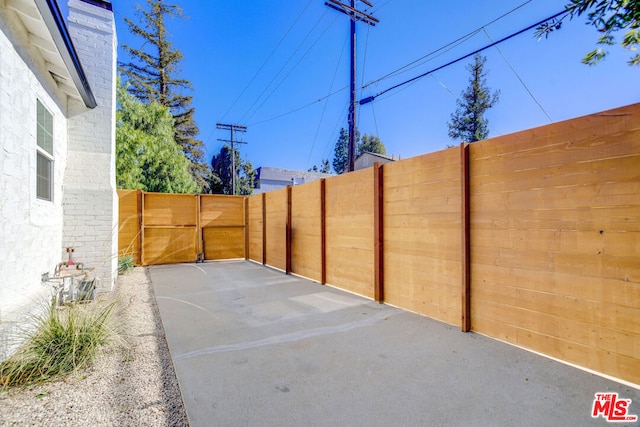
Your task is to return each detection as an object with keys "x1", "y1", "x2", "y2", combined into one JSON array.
[{"x1": 34, "y1": 0, "x2": 97, "y2": 109}]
